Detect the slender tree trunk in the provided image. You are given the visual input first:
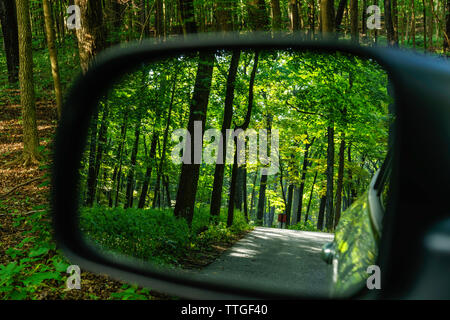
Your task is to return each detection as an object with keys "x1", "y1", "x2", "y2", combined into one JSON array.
[
  {"x1": 393, "y1": 0, "x2": 399, "y2": 44},
  {"x1": 138, "y1": 133, "x2": 158, "y2": 208},
  {"x1": 305, "y1": 170, "x2": 318, "y2": 222},
  {"x1": 289, "y1": 0, "x2": 300, "y2": 31},
  {"x1": 384, "y1": 0, "x2": 395, "y2": 46},
  {"x1": 243, "y1": 165, "x2": 249, "y2": 222},
  {"x1": 335, "y1": 0, "x2": 348, "y2": 34},
  {"x1": 247, "y1": 0, "x2": 270, "y2": 31},
  {"x1": 256, "y1": 173, "x2": 268, "y2": 225},
  {"x1": 42, "y1": 0, "x2": 63, "y2": 118},
  {"x1": 444, "y1": 0, "x2": 450, "y2": 52},
  {"x1": 16, "y1": 0, "x2": 40, "y2": 166},
  {"x1": 125, "y1": 121, "x2": 141, "y2": 209},
  {"x1": 226, "y1": 52, "x2": 259, "y2": 227},
  {"x1": 250, "y1": 171, "x2": 258, "y2": 219},
  {"x1": 271, "y1": 0, "x2": 282, "y2": 31},
  {"x1": 256, "y1": 113, "x2": 272, "y2": 226},
  {"x1": 362, "y1": 0, "x2": 367, "y2": 37},
  {"x1": 114, "y1": 114, "x2": 128, "y2": 207},
  {"x1": 308, "y1": 0, "x2": 316, "y2": 39},
  {"x1": 178, "y1": 0, "x2": 197, "y2": 34},
  {"x1": 334, "y1": 134, "x2": 346, "y2": 228},
  {"x1": 350, "y1": 0, "x2": 359, "y2": 42},
  {"x1": 325, "y1": 125, "x2": 335, "y2": 231},
  {"x1": 0, "y1": 0, "x2": 19, "y2": 83},
  {"x1": 210, "y1": 49, "x2": 240, "y2": 218},
  {"x1": 411, "y1": 0, "x2": 416, "y2": 48},
  {"x1": 152, "y1": 75, "x2": 177, "y2": 208},
  {"x1": 317, "y1": 195, "x2": 327, "y2": 230},
  {"x1": 296, "y1": 137, "x2": 315, "y2": 223},
  {"x1": 286, "y1": 184, "x2": 294, "y2": 225},
  {"x1": 347, "y1": 142, "x2": 357, "y2": 204}
]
